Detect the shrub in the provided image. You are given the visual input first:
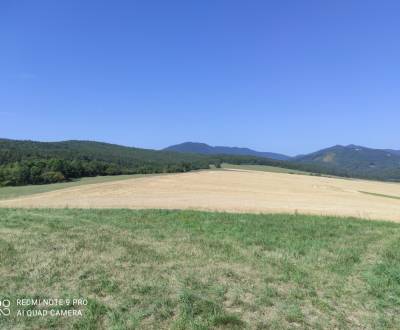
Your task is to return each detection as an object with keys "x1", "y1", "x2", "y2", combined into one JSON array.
[{"x1": 40, "y1": 171, "x2": 66, "y2": 184}]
